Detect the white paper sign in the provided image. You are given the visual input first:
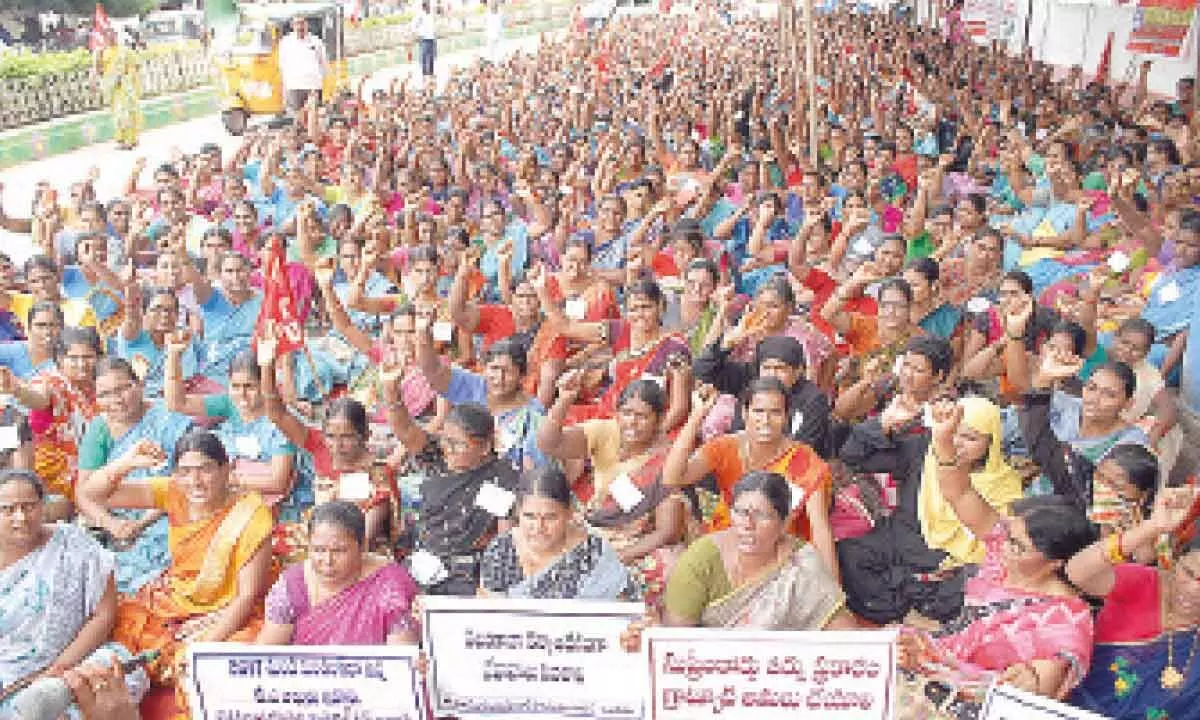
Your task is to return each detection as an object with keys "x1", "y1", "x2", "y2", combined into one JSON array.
[
  {"x1": 422, "y1": 597, "x2": 646, "y2": 719},
  {"x1": 338, "y1": 472, "x2": 372, "y2": 501},
  {"x1": 185, "y1": 643, "x2": 424, "y2": 720},
  {"x1": 475, "y1": 482, "x2": 516, "y2": 517},
  {"x1": 645, "y1": 628, "x2": 897, "y2": 719},
  {"x1": 0, "y1": 425, "x2": 20, "y2": 451},
  {"x1": 980, "y1": 683, "x2": 1108, "y2": 719}
]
